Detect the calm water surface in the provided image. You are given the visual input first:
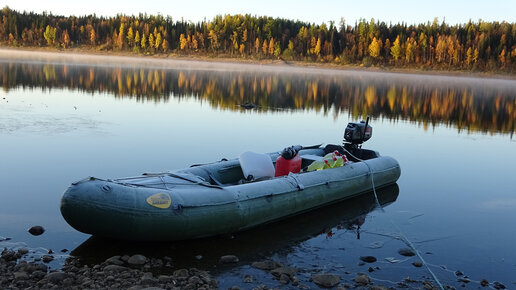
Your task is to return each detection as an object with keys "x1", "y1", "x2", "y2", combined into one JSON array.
[{"x1": 0, "y1": 57, "x2": 515, "y2": 288}]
